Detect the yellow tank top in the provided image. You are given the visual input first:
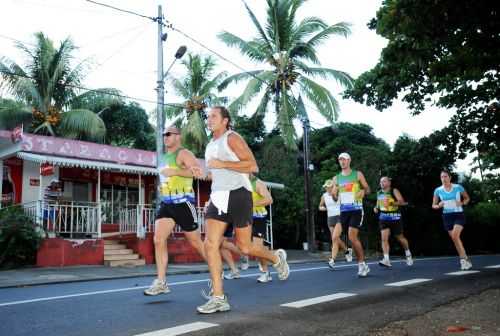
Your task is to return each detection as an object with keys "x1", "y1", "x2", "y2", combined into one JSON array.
[{"x1": 251, "y1": 178, "x2": 268, "y2": 218}]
